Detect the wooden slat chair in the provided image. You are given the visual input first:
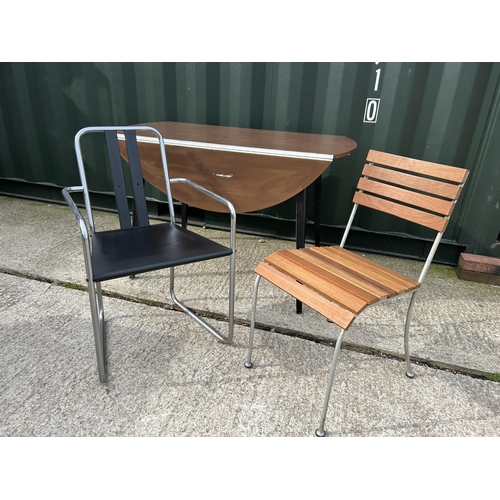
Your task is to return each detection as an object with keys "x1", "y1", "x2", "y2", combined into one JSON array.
[
  {"x1": 245, "y1": 150, "x2": 469, "y2": 436},
  {"x1": 62, "y1": 126, "x2": 236, "y2": 382}
]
